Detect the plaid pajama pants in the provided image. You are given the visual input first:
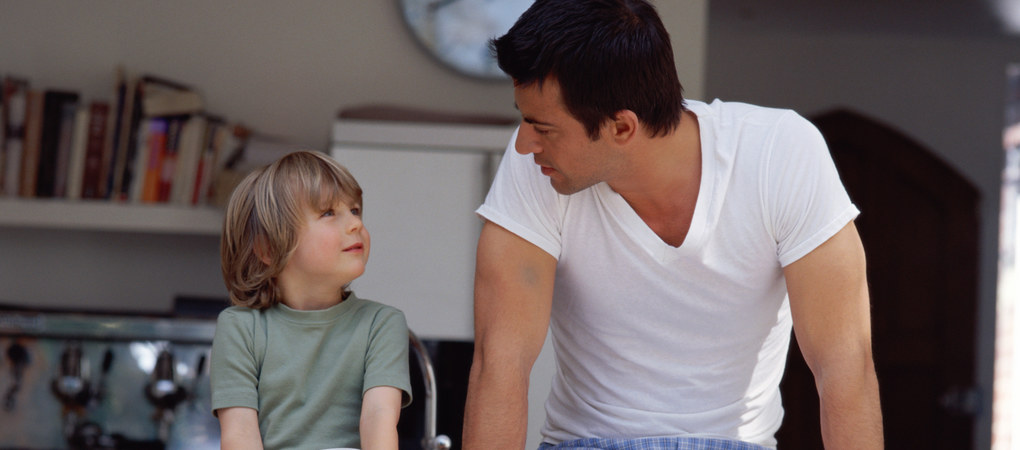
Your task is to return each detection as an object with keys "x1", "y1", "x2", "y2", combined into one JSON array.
[{"x1": 538, "y1": 436, "x2": 772, "y2": 450}]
